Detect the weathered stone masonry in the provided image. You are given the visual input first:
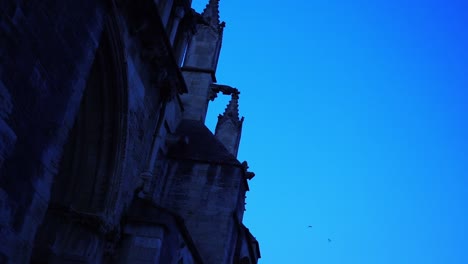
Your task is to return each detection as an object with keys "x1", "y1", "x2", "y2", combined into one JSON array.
[{"x1": 0, "y1": 0, "x2": 260, "y2": 263}]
